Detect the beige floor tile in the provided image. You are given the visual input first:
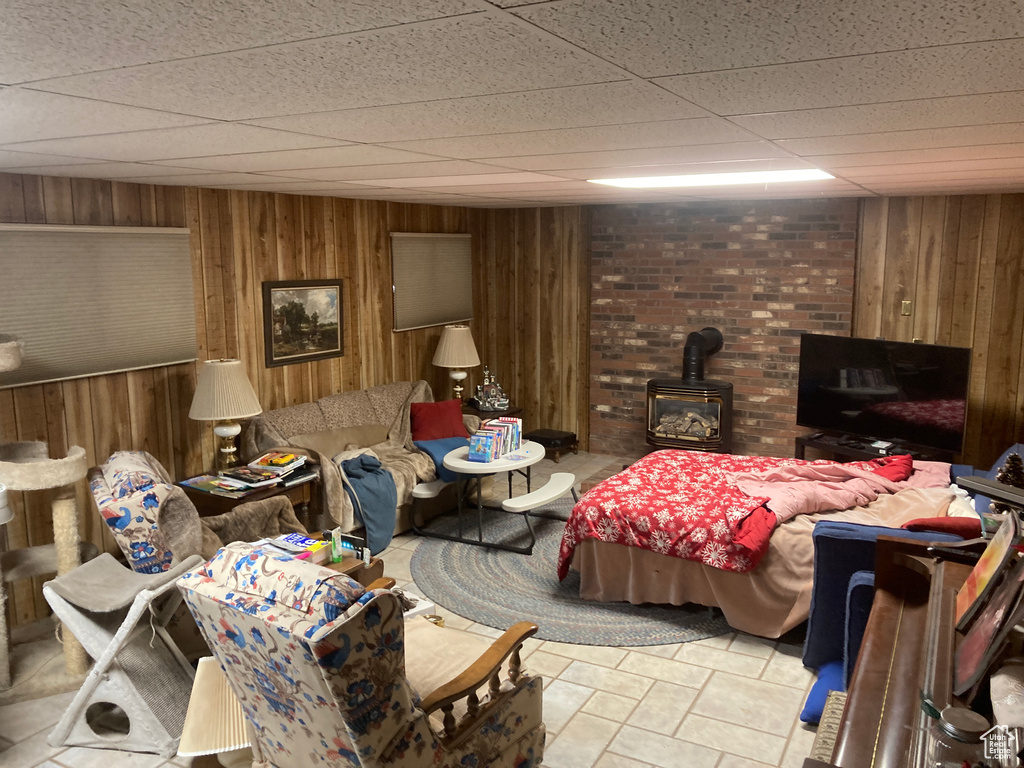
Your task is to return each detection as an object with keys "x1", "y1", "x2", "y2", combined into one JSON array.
[
  {"x1": 728, "y1": 633, "x2": 777, "y2": 659},
  {"x1": 0, "y1": 691, "x2": 74, "y2": 742},
  {"x1": 780, "y1": 722, "x2": 818, "y2": 768},
  {"x1": 524, "y1": 650, "x2": 573, "y2": 680},
  {"x1": 691, "y1": 632, "x2": 735, "y2": 650},
  {"x1": 381, "y1": 547, "x2": 414, "y2": 583},
  {"x1": 542, "y1": 642, "x2": 628, "y2": 668},
  {"x1": 759, "y1": 647, "x2": 815, "y2": 691},
  {"x1": 582, "y1": 691, "x2": 639, "y2": 722},
  {"x1": 617, "y1": 651, "x2": 712, "y2": 689},
  {"x1": 542, "y1": 680, "x2": 596, "y2": 734},
  {"x1": 592, "y1": 754, "x2": 656, "y2": 768},
  {"x1": 0, "y1": 729, "x2": 63, "y2": 768},
  {"x1": 691, "y1": 673, "x2": 806, "y2": 737},
  {"x1": 625, "y1": 681, "x2": 698, "y2": 735},
  {"x1": 716, "y1": 754, "x2": 777, "y2": 768},
  {"x1": 674, "y1": 644, "x2": 768, "y2": 678},
  {"x1": 559, "y1": 661, "x2": 654, "y2": 699},
  {"x1": 676, "y1": 713, "x2": 787, "y2": 764},
  {"x1": 427, "y1": 605, "x2": 474, "y2": 630},
  {"x1": 607, "y1": 724, "x2": 720, "y2": 768},
  {"x1": 466, "y1": 623, "x2": 504, "y2": 639},
  {"x1": 625, "y1": 644, "x2": 679, "y2": 659},
  {"x1": 543, "y1": 712, "x2": 620, "y2": 768}
]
